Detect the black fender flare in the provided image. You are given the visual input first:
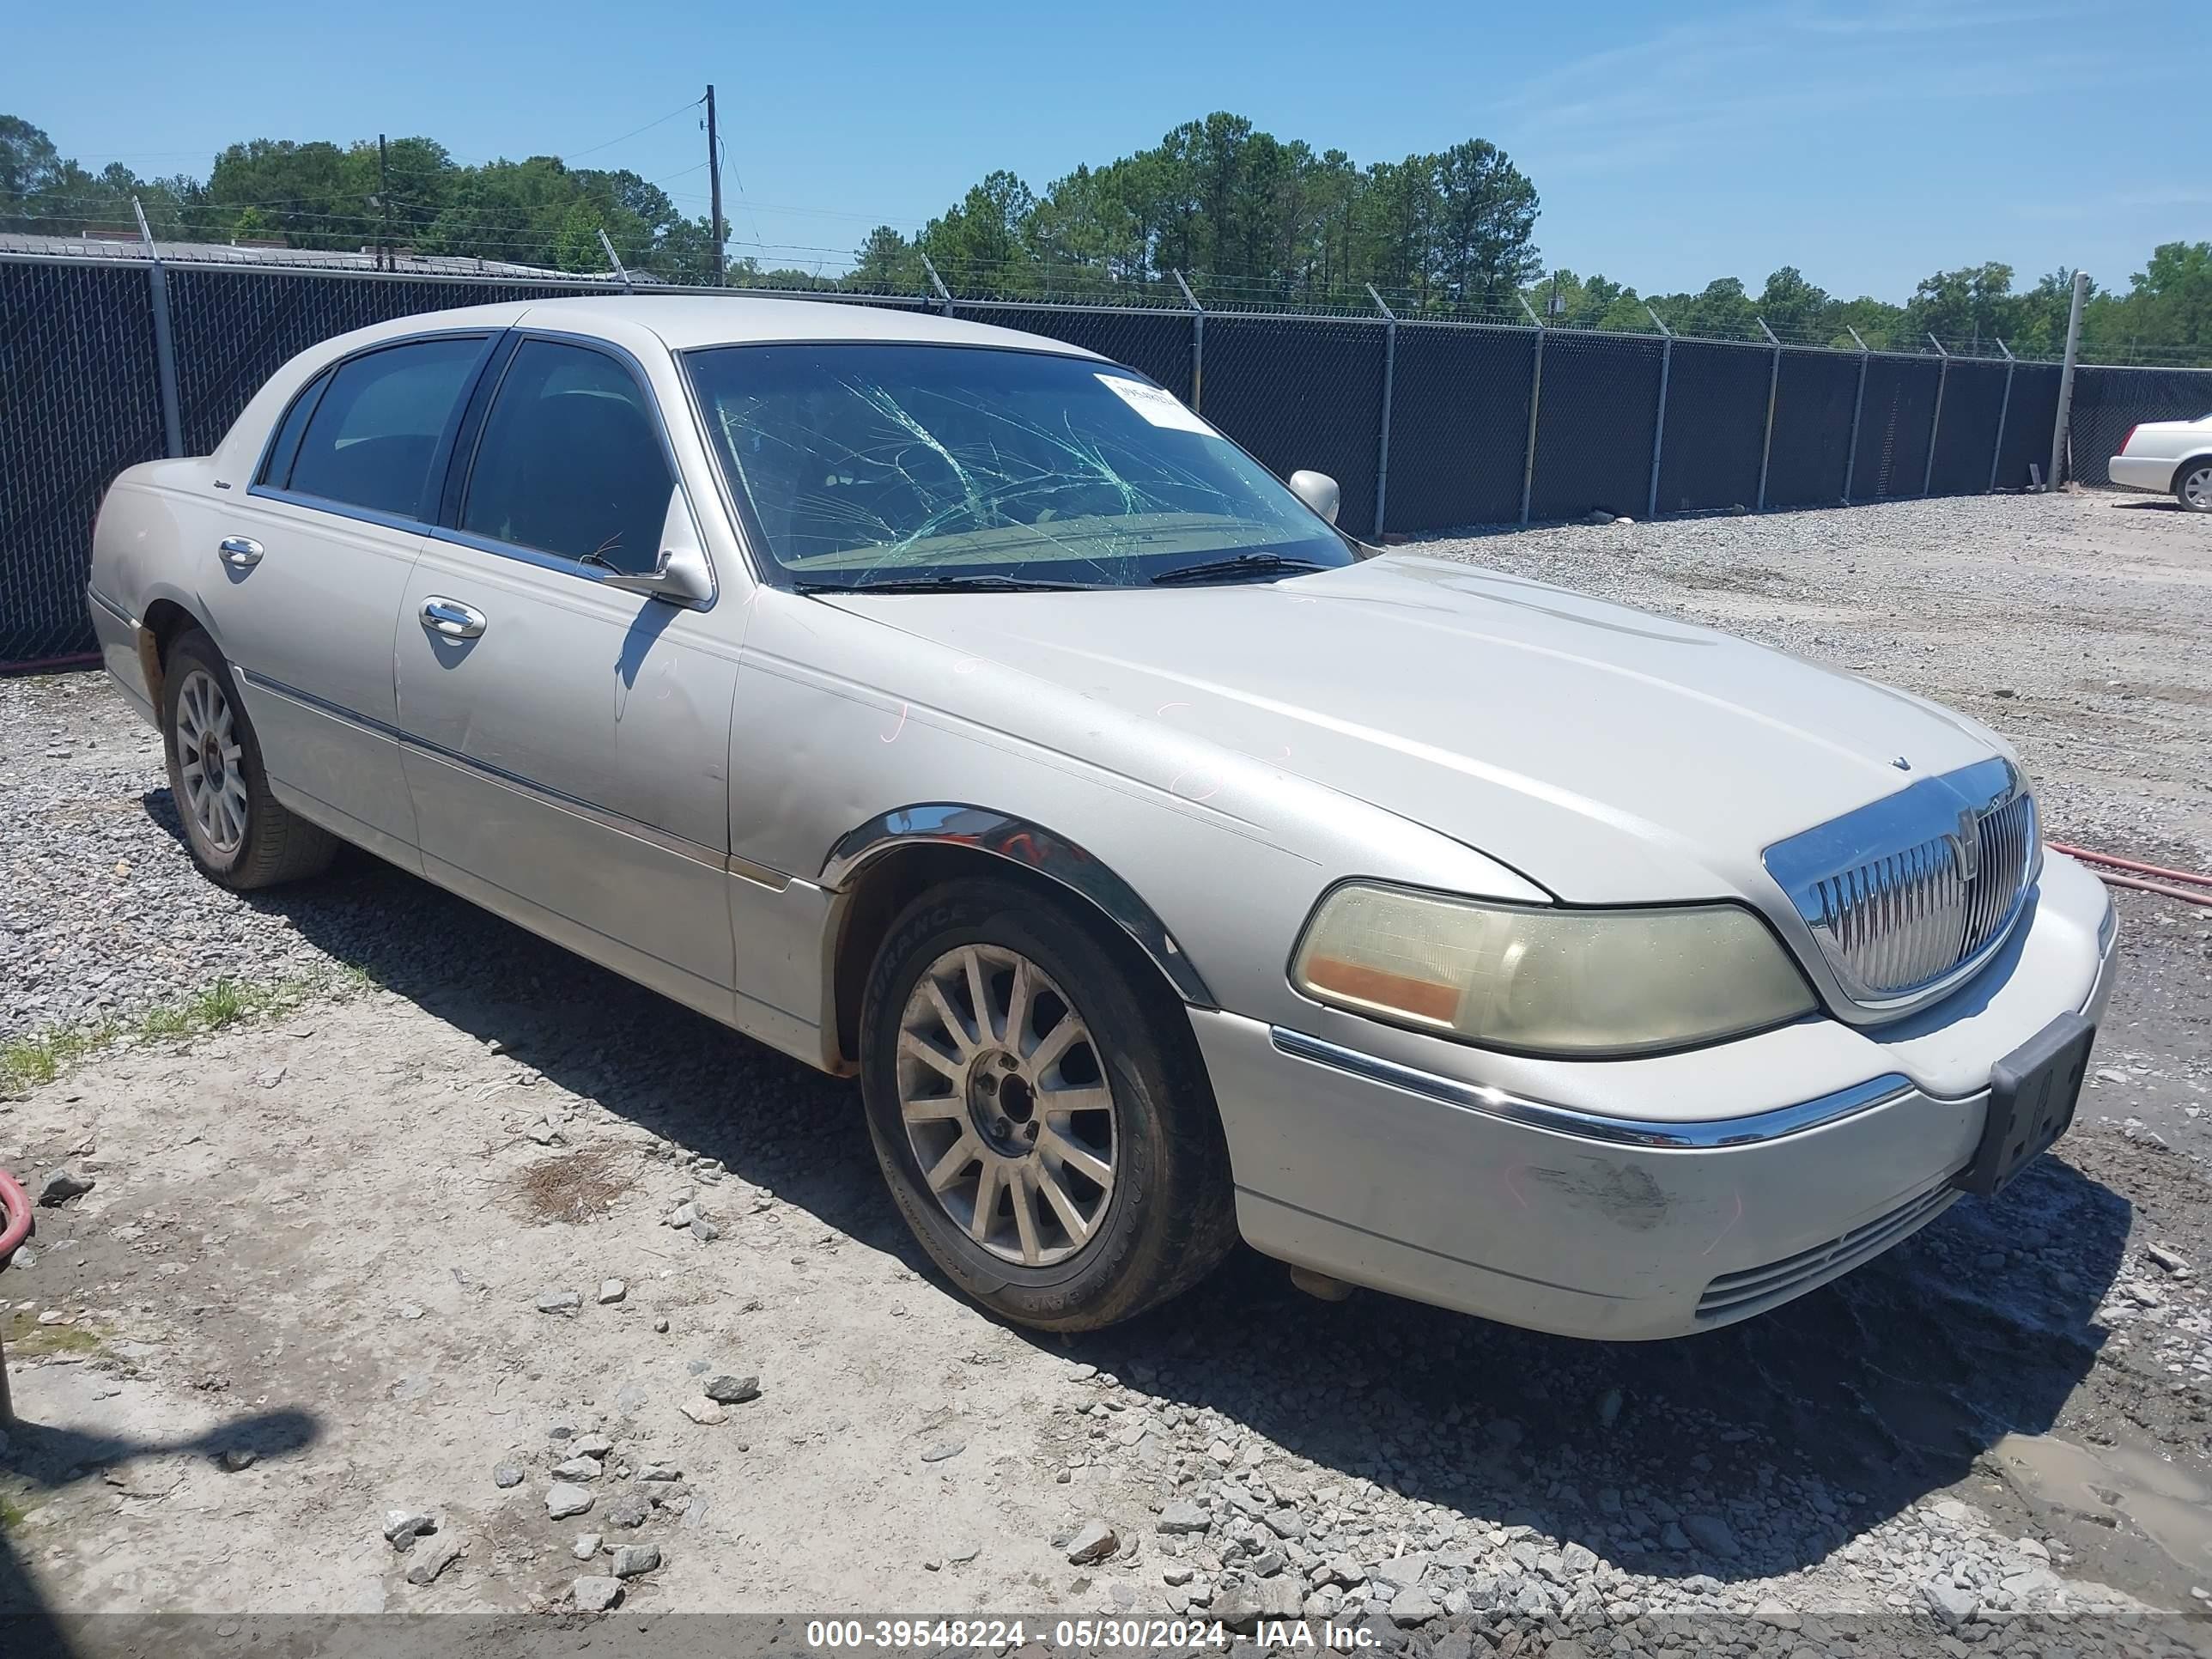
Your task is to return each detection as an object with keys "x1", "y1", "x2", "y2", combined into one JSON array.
[{"x1": 820, "y1": 803, "x2": 1214, "y2": 1006}]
